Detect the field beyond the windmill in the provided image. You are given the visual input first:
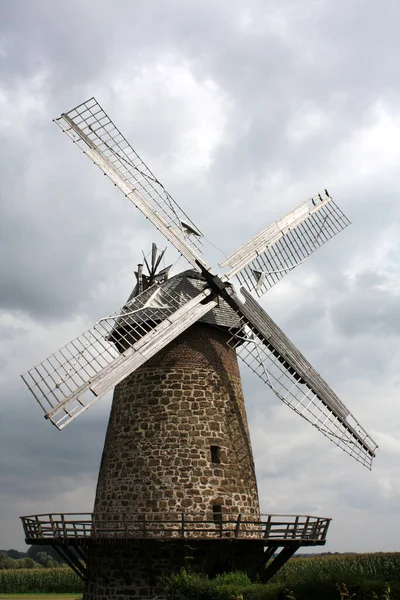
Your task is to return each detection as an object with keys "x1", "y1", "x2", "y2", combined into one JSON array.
[
  {"x1": 0, "y1": 596, "x2": 81, "y2": 599},
  {"x1": 1, "y1": 552, "x2": 400, "y2": 599}
]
